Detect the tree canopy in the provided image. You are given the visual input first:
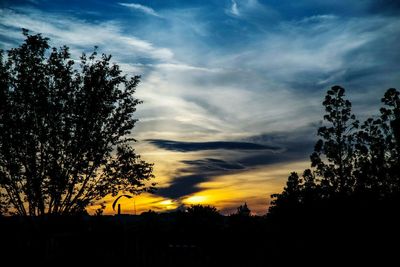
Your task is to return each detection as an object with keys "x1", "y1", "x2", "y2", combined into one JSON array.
[{"x1": 0, "y1": 30, "x2": 155, "y2": 216}]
